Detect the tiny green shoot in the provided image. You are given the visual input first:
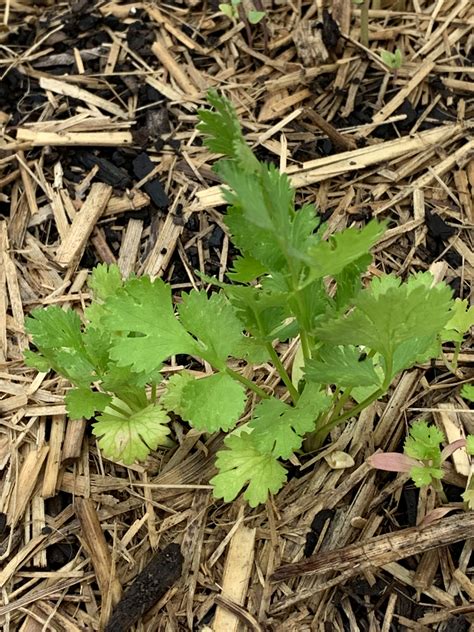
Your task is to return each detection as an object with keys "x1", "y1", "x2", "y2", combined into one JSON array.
[
  {"x1": 379, "y1": 48, "x2": 403, "y2": 70},
  {"x1": 219, "y1": 0, "x2": 265, "y2": 25}
]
